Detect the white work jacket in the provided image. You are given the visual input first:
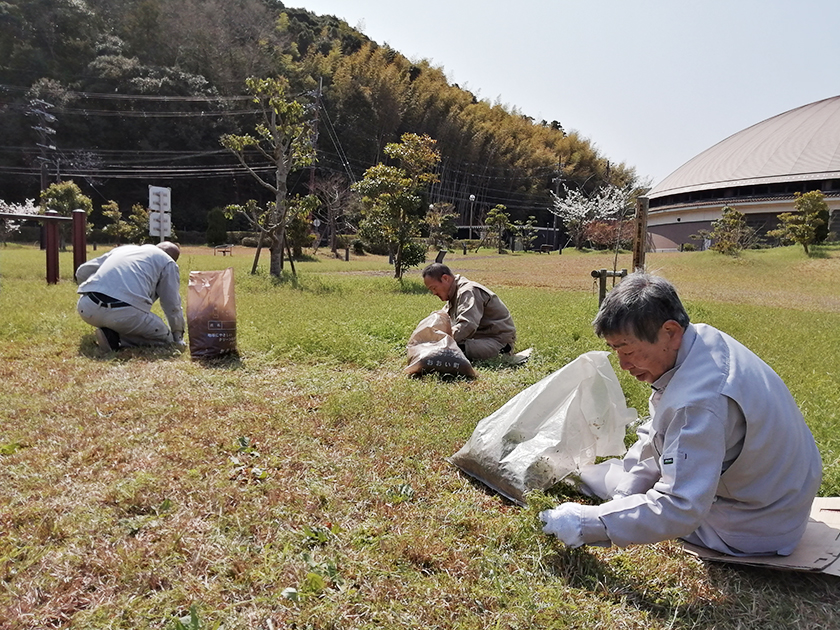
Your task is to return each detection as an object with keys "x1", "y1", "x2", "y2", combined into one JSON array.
[{"x1": 579, "y1": 323, "x2": 822, "y2": 556}]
